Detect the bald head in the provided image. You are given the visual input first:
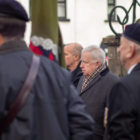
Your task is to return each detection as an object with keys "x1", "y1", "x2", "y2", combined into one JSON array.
[
  {"x1": 64, "y1": 43, "x2": 83, "y2": 71},
  {"x1": 65, "y1": 43, "x2": 83, "y2": 56}
]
